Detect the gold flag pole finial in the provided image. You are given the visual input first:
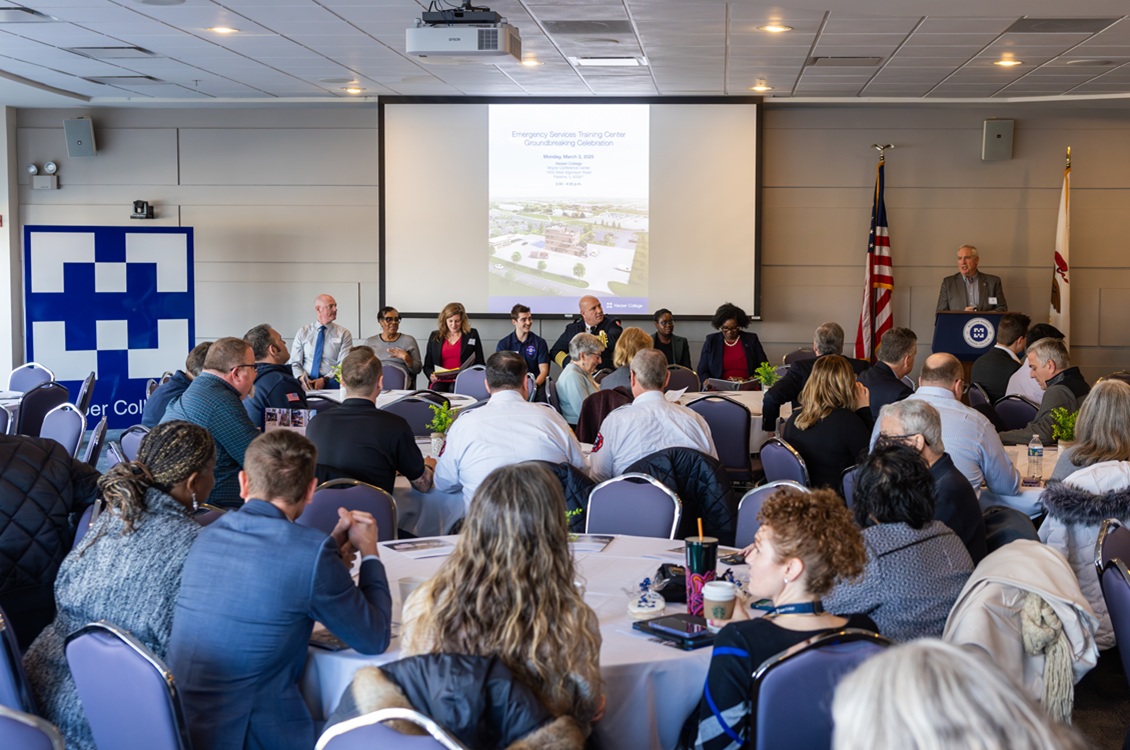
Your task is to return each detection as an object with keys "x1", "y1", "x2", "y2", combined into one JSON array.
[
  {"x1": 1066, "y1": 146, "x2": 1071, "y2": 169},
  {"x1": 871, "y1": 143, "x2": 893, "y2": 157}
]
